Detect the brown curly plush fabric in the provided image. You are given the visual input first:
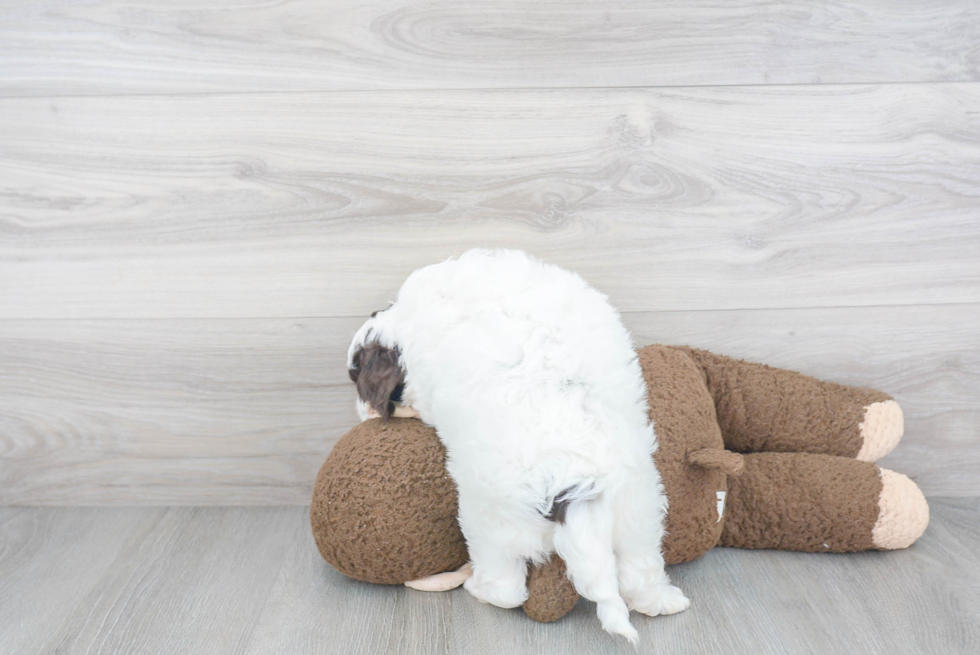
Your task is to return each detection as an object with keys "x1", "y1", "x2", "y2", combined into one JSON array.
[
  {"x1": 722, "y1": 453, "x2": 881, "y2": 552},
  {"x1": 523, "y1": 555, "x2": 579, "y2": 622},
  {"x1": 686, "y1": 448, "x2": 745, "y2": 476},
  {"x1": 310, "y1": 418, "x2": 468, "y2": 584},
  {"x1": 639, "y1": 345, "x2": 730, "y2": 564},
  {"x1": 677, "y1": 347, "x2": 891, "y2": 457}
]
